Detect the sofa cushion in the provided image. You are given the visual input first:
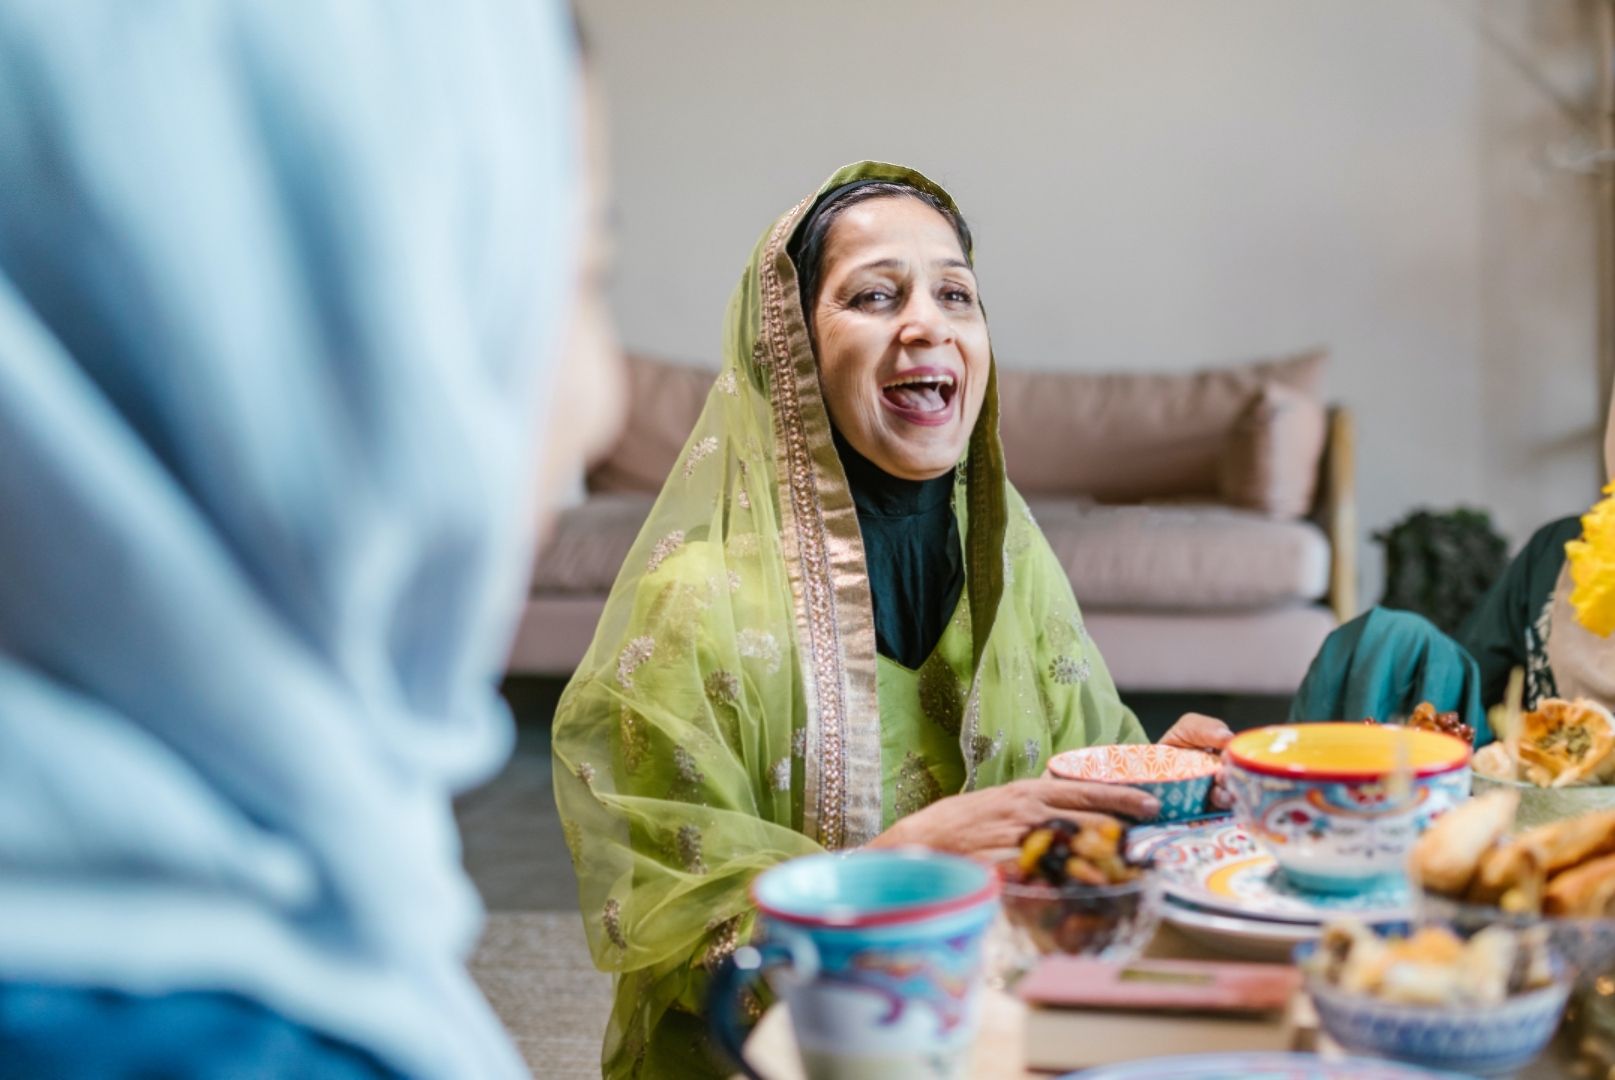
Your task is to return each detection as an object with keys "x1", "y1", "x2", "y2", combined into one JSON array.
[
  {"x1": 1028, "y1": 499, "x2": 1331, "y2": 610},
  {"x1": 587, "y1": 355, "x2": 715, "y2": 493},
  {"x1": 531, "y1": 493, "x2": 656, "y2": 593},
  {"x1": 509, "y1": 595, "x2": 1337, "y2": 694},
  {"x1": 997, "y1": 350, "x2": 1326, "y2": 503},
  {"x1": 1085, "y1": 605, "x2": 1338, "y2": 695},
  {"x1": 537, "y1": 495, "x2": 1329, "y2": 609},
  {"x1": 1218, "y1": 381, "x2": 1328, "y2": 518}
]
